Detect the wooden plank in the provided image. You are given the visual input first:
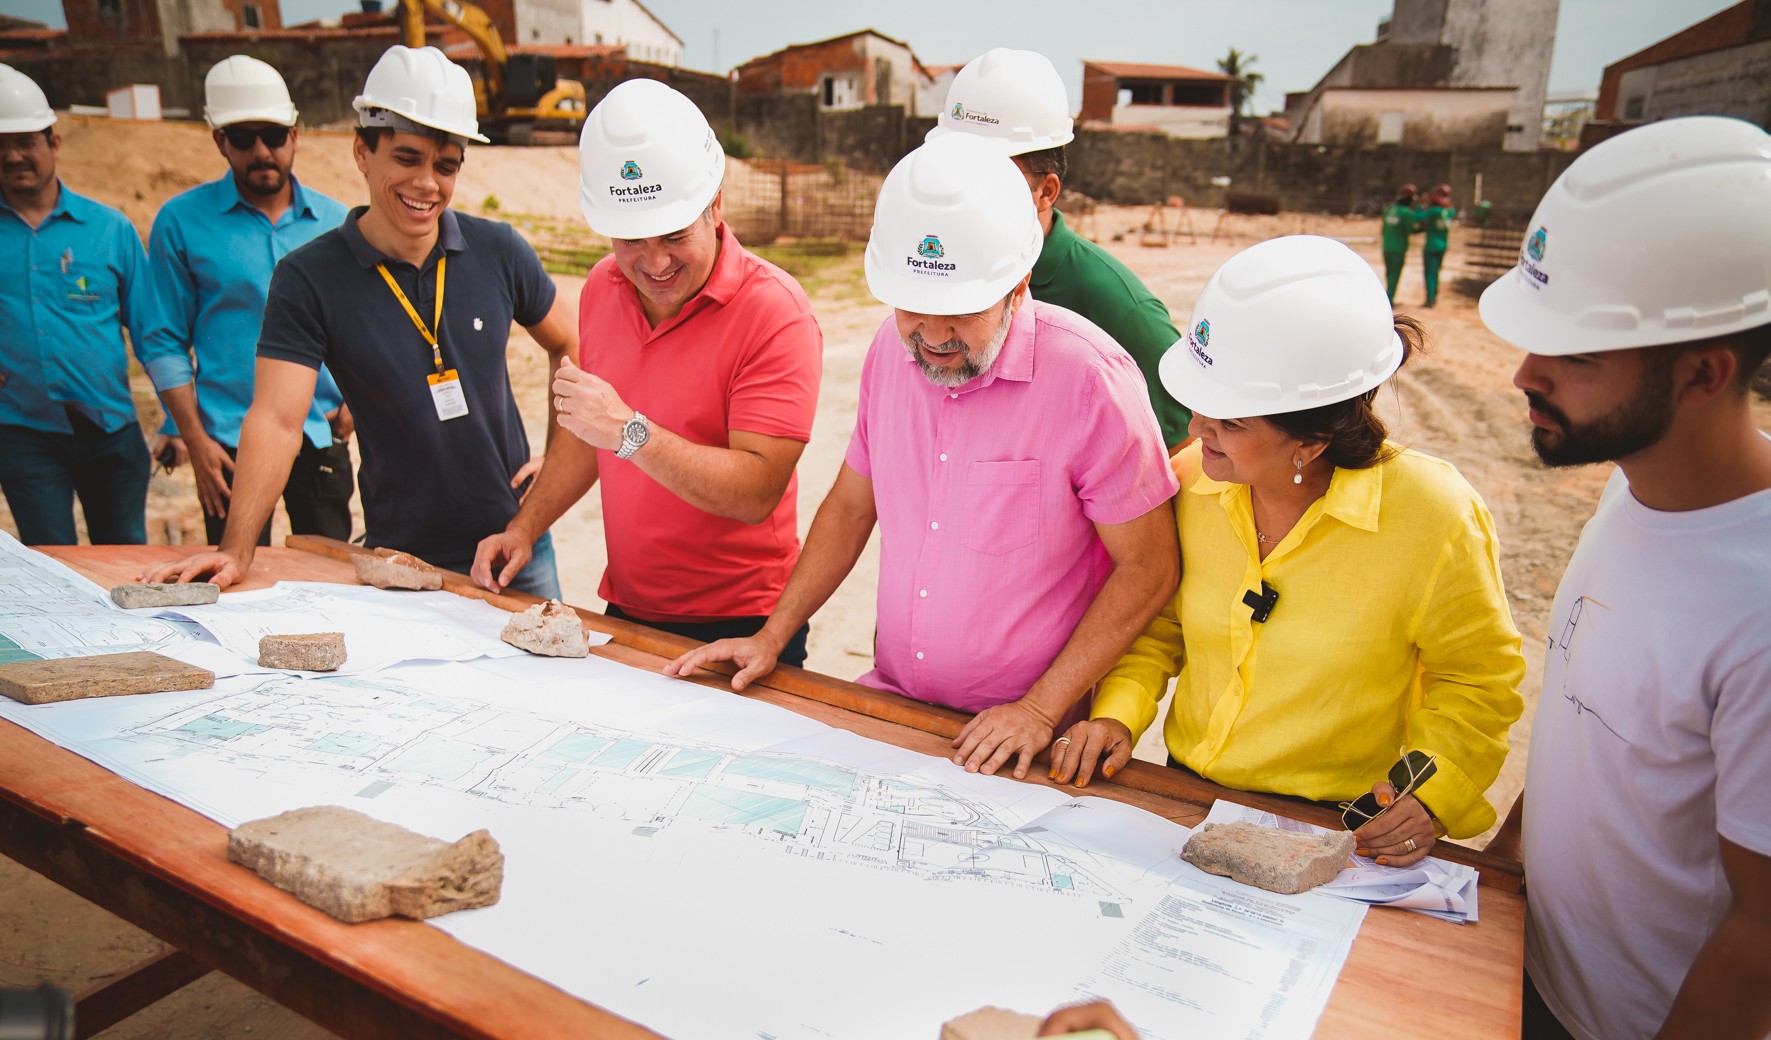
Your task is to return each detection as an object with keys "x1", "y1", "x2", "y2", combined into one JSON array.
[{"x1": 73, "y1": 949, "x2": 209, "y2": 1039}]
